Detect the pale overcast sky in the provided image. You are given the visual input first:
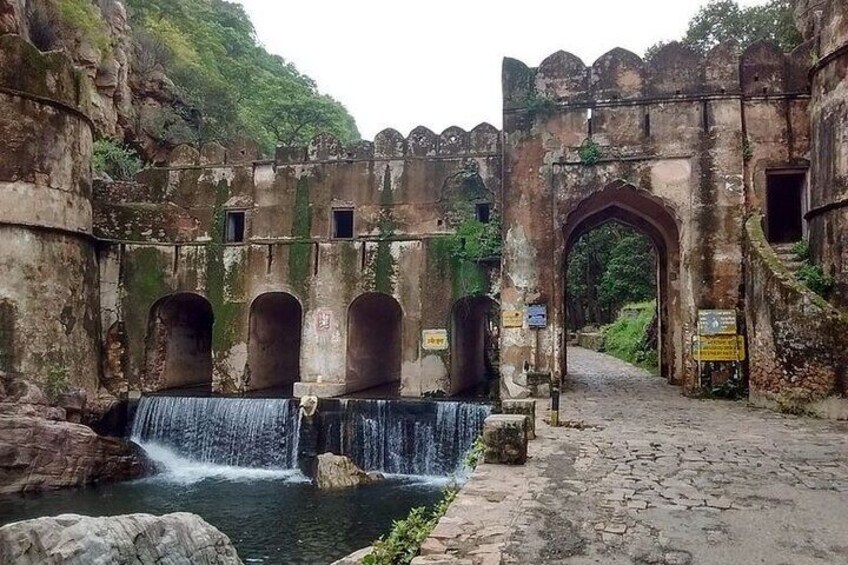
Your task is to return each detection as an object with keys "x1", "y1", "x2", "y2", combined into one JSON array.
[{"x1": 237, "y1": 0, "x2": 770, "y2": 140}]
